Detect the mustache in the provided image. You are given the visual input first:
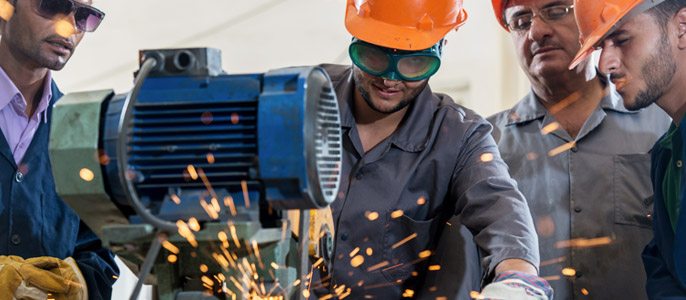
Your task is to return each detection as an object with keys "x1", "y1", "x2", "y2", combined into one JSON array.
[{"x1": 530, "y1": 39, "x2": 563, "y2": 54}]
